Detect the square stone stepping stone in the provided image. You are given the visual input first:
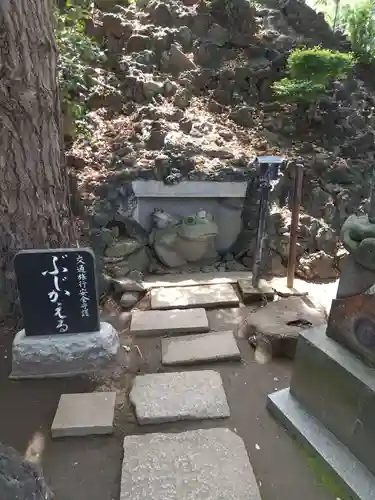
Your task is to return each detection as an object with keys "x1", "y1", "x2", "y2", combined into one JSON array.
[
  {"x1": 162, "y1": 331, "x2": 241, "y2": 366},
  {"x1": 130, "y1": 370, "x2": 230, "y2": 424},
  {"x1": 151, "y1": 284, "x2": 239, "y2": 310},
  {"x1": 51, "y1": 392, "x2": 116, "y2": 438},
  {"x1": 238, "y1": 278, "x2": 275, "y2": 303},
  {"x1": 131, "y1": 308, "x2": 209, "y2": 337},
  {"x1": 121, "y1": 428, "x2": 261, "y2": 500}
]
